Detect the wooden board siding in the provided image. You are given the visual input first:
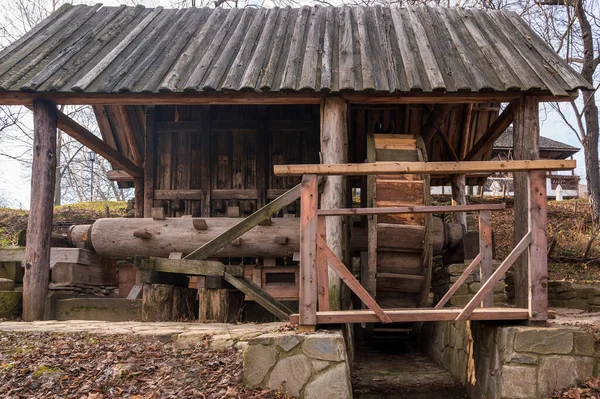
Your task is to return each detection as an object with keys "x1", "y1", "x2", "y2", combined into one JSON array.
[{"x1": 152, "y1": 105, "x2": 319, "y2": 218}]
